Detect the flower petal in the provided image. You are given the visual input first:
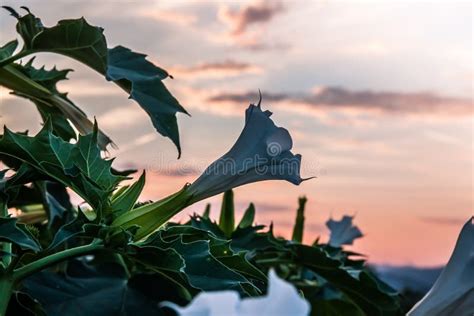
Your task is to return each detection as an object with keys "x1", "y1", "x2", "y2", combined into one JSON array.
[
  {"x1": 266, "y1": 127, "x2": 293, "y2": 155},
  {"x1": 163, "y1": 291, "x2": 240, "y2": 316},
  {"x1": 408, "y1": 217, "x2": 474, "y2": 316},
  {"x1": 188, "y1": 103, "x2": 305, "y2": 203}
]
